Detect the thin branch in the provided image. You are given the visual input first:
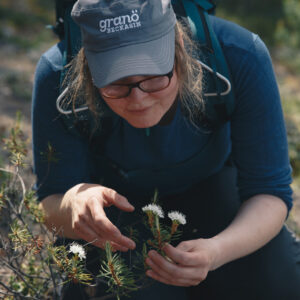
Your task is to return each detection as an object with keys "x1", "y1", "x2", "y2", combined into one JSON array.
[
  {"x1": 0, "y1": 257, "x2": 48, "y2": 281},
  {"x1": 47, "y1": 256, "x2": 59, "y2": 299},
  {"x1": 10, "y1": 208, "x2": 53, "y2": 279},
  {"x1": 0, "y1": 281, "x2": 41, "y2": 300},
  {"x1": 0, "y1": 256, "x2": 41, "y2": 296},
  {"x1": 0, "y1": 167, "x2": 26, "y2": 214},
  {"x1": 0, "y1": 281, "x2": 20, "y2": 297},
  {"x1": 83, "y1": 238, "x2": 99, "y2": 247}
]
